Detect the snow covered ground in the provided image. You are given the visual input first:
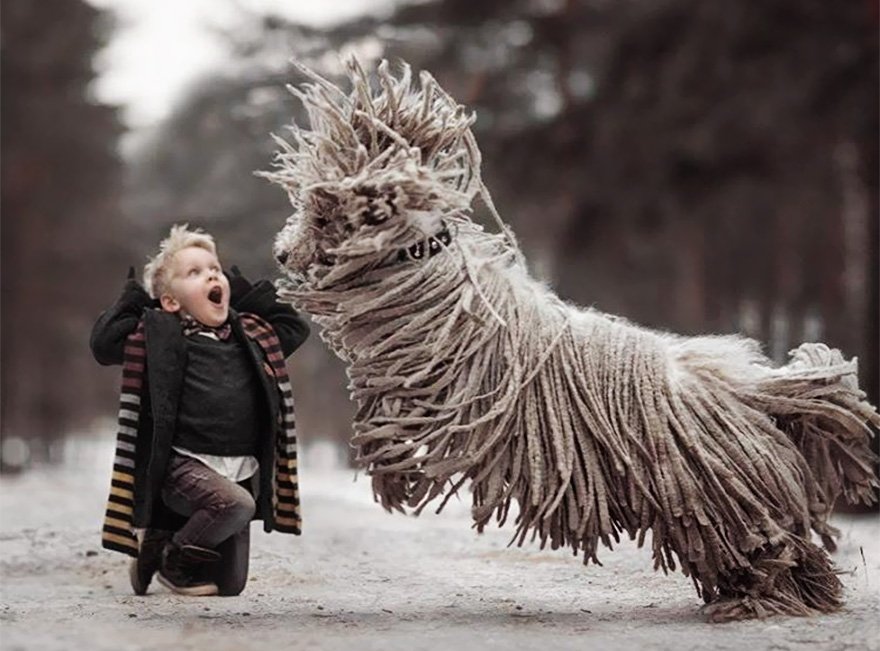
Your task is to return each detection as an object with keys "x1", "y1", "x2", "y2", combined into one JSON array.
[{"x1": 1, "y1": 434, "x2": 878, "y2": 651}]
